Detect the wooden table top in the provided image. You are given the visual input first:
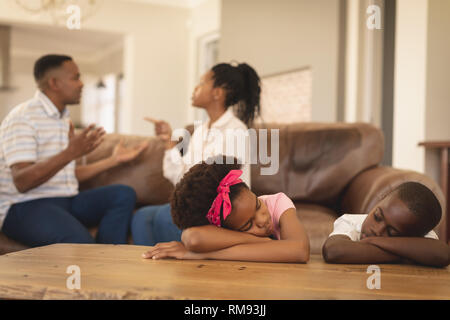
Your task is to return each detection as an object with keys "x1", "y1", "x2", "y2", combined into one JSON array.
[{"x1": 0, "y1": 244, "x2": 449, "y2": 300}]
